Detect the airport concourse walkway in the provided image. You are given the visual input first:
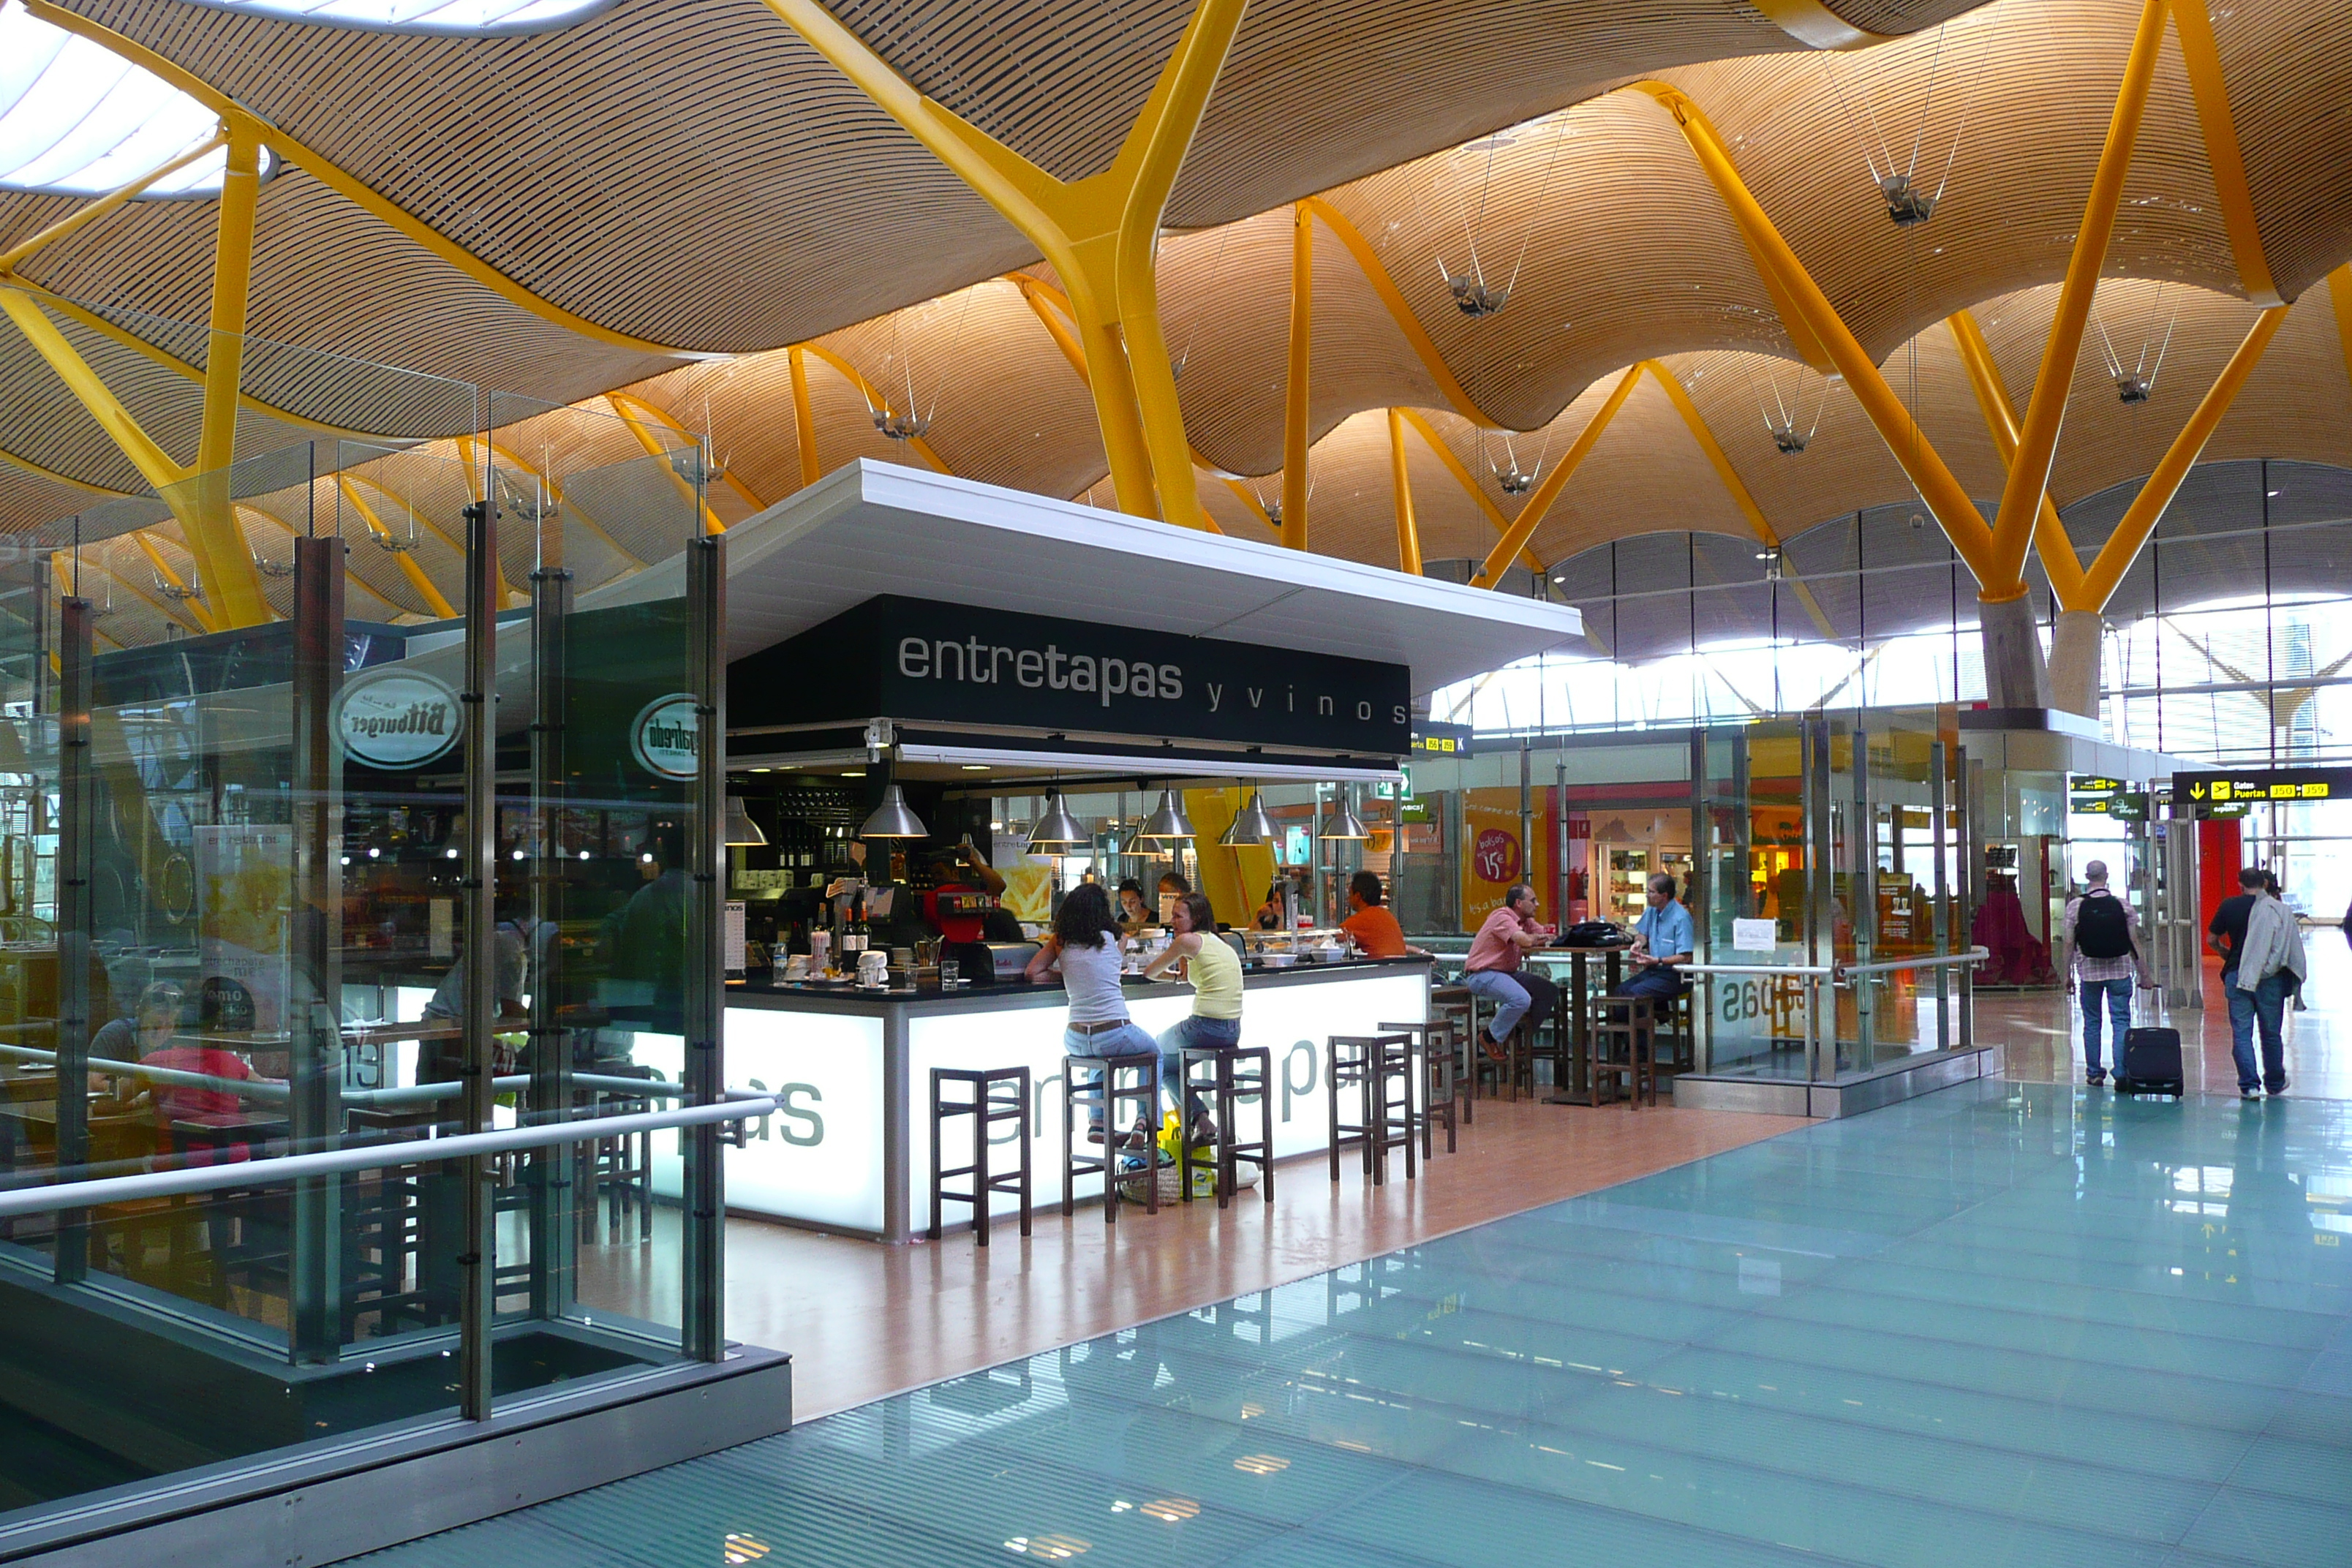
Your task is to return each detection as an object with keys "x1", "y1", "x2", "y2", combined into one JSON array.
[{"x1": 358, "y1": 1082, "x2": 2352, "y2": 1568}]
